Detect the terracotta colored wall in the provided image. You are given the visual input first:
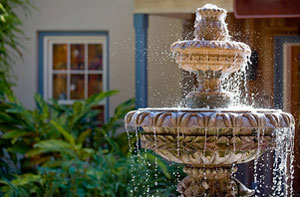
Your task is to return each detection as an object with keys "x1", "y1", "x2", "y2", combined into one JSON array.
[{"x1": 226, "y1": 14, "x2": 300, "y2": 108}]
